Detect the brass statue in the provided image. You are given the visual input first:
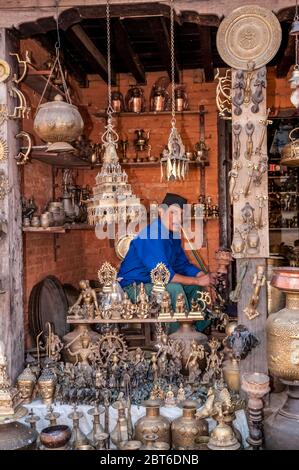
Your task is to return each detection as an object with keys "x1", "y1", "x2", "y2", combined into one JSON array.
[
  {"x1": 173, "y1": 293, "x2": 187, "y2": 319},
  {"x1": 0, "y1": 341, "x2": 22, "y2": 416},
  {"x1": 243, "y1": 265, "x2": 266, "y2": 320},
  {"x1": 136, "y1": 282, "x2": 149, "y2": 303},
  {"x1": 158, "y1": 291, "x2": 172, "y2": 319},
  {"x1": 37, "y1": 367, "x2": 57, "y2": 405},
  {"x1": 156, "y1": 332, "x2": 170, "y2": 376},
  {"x1": 69, "y1": 280, "x2": 101, "y2": 320},
  {"x1": 151, "y1": 352, "x2": 159, "y2": 382},
  {"x1": 150, "y1": 383, "x2": 165, "y2": 400},
  {"x1": 203, "y1": 338, "x2": 224, "y2": 383},
  {"x1": 165, "y1": 385, "x2": 176, "y2": 407},
  {"x1": 16, "y1": 365, "x2": 36, "y2": 404},
  {"x1": 151, "y1": 262, "x2": 171, "y2": 294},
  {"x1": 176, "y1": 383, "x2": 185, "y2": 403},
  {"x1": 188, "y1": 297, "x2": 204, "y2": 320},
  {"x1": 98, "y1": 262, "x2": 118, "y2": 293},
  {"x1": 121, "y1": 292, "x2": 134, "y2": 320},
  {"x1": 186, "y1": 340, "x2": 205, "y2": 384},
  {"x1": 65, "y1": 331, "x2": 97, "y2": 365}
]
